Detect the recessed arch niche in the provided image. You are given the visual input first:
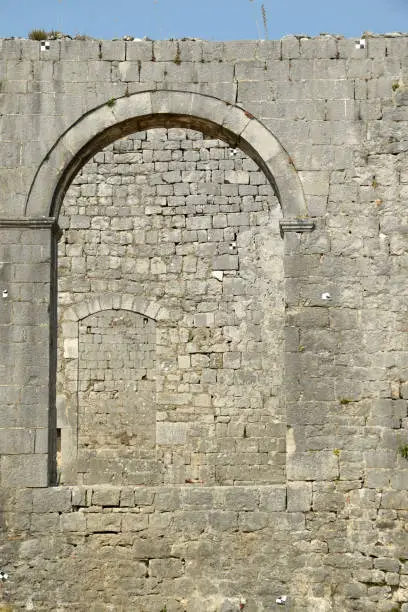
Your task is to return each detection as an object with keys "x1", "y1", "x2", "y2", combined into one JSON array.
[{"x1": 29, "y1": 91, "x2": 309, "y2": 485}]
